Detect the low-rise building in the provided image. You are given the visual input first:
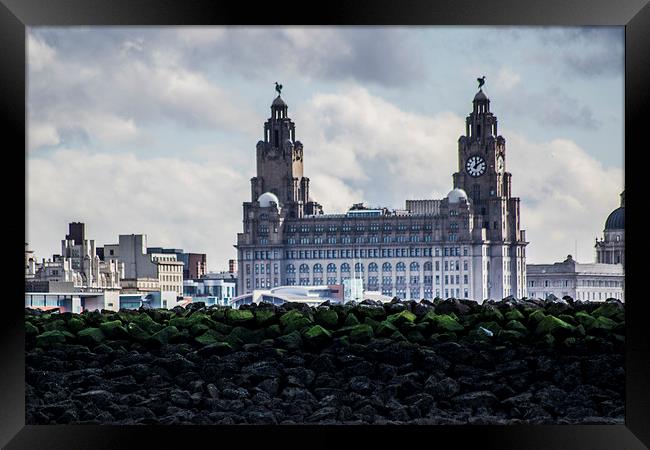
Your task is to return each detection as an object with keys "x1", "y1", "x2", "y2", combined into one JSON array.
[
  {"x1": 526, "y1": 255, "x2": 624, "y2": 302},
  {"x1": 183, "y1": 272, "x2": 238, "y2": 306},
  {"x1": 103, "y1": 234, "x2": 185, "y2": 298}
]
